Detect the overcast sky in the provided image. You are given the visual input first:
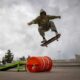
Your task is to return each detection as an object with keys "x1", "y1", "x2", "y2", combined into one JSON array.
[{"x1": 0, "y1": 0, "x2": 80, "y2": 60}]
